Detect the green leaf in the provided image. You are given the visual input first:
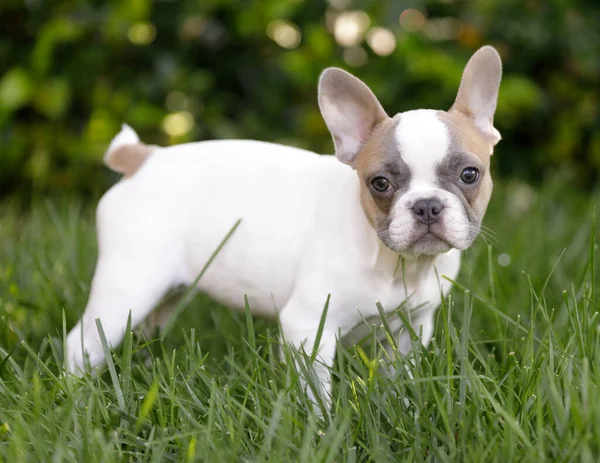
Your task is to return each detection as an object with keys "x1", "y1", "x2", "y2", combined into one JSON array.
[
  {"x1": 33, "y1": 78, "x2": 71, "y2": 119},
  {"x1": 136, "y1": 379, "x2": 159, "y2": 432},
  {"x1": 0, "y1": 67, "x2": 34, "y2": 111},
  {"x1": 31, "y1": 18, "x2": 83, "y2": 75}
]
